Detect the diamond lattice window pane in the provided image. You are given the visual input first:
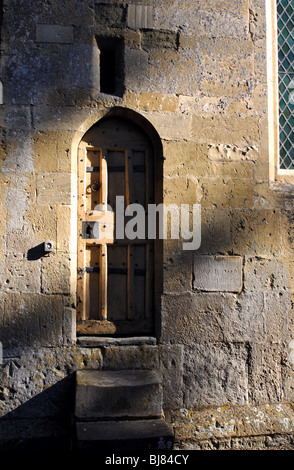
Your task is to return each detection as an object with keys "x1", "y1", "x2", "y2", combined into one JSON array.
[{"x1": 277, "y1": 0, "x2": 294, "y2": 169}]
